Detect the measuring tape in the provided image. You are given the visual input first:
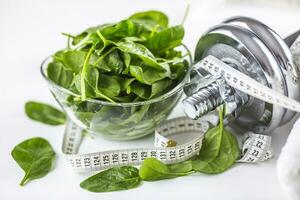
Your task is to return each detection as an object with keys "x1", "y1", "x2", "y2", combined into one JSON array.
[
  {"x1": 237, "y1": 133, "x2": 272, "y2": 163},
  {"x1": 62, "y1": 117, "x2": 272, "y2": 173},
  {"x1": 62, "y1": 117, "x2": 208, "y2": 173},
  {"x1": 196, "y1": 55, "x2": 300, "y2": 113},
  {"x1": 61, "y1": 36, "x2": 300, "y2": 173}
]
